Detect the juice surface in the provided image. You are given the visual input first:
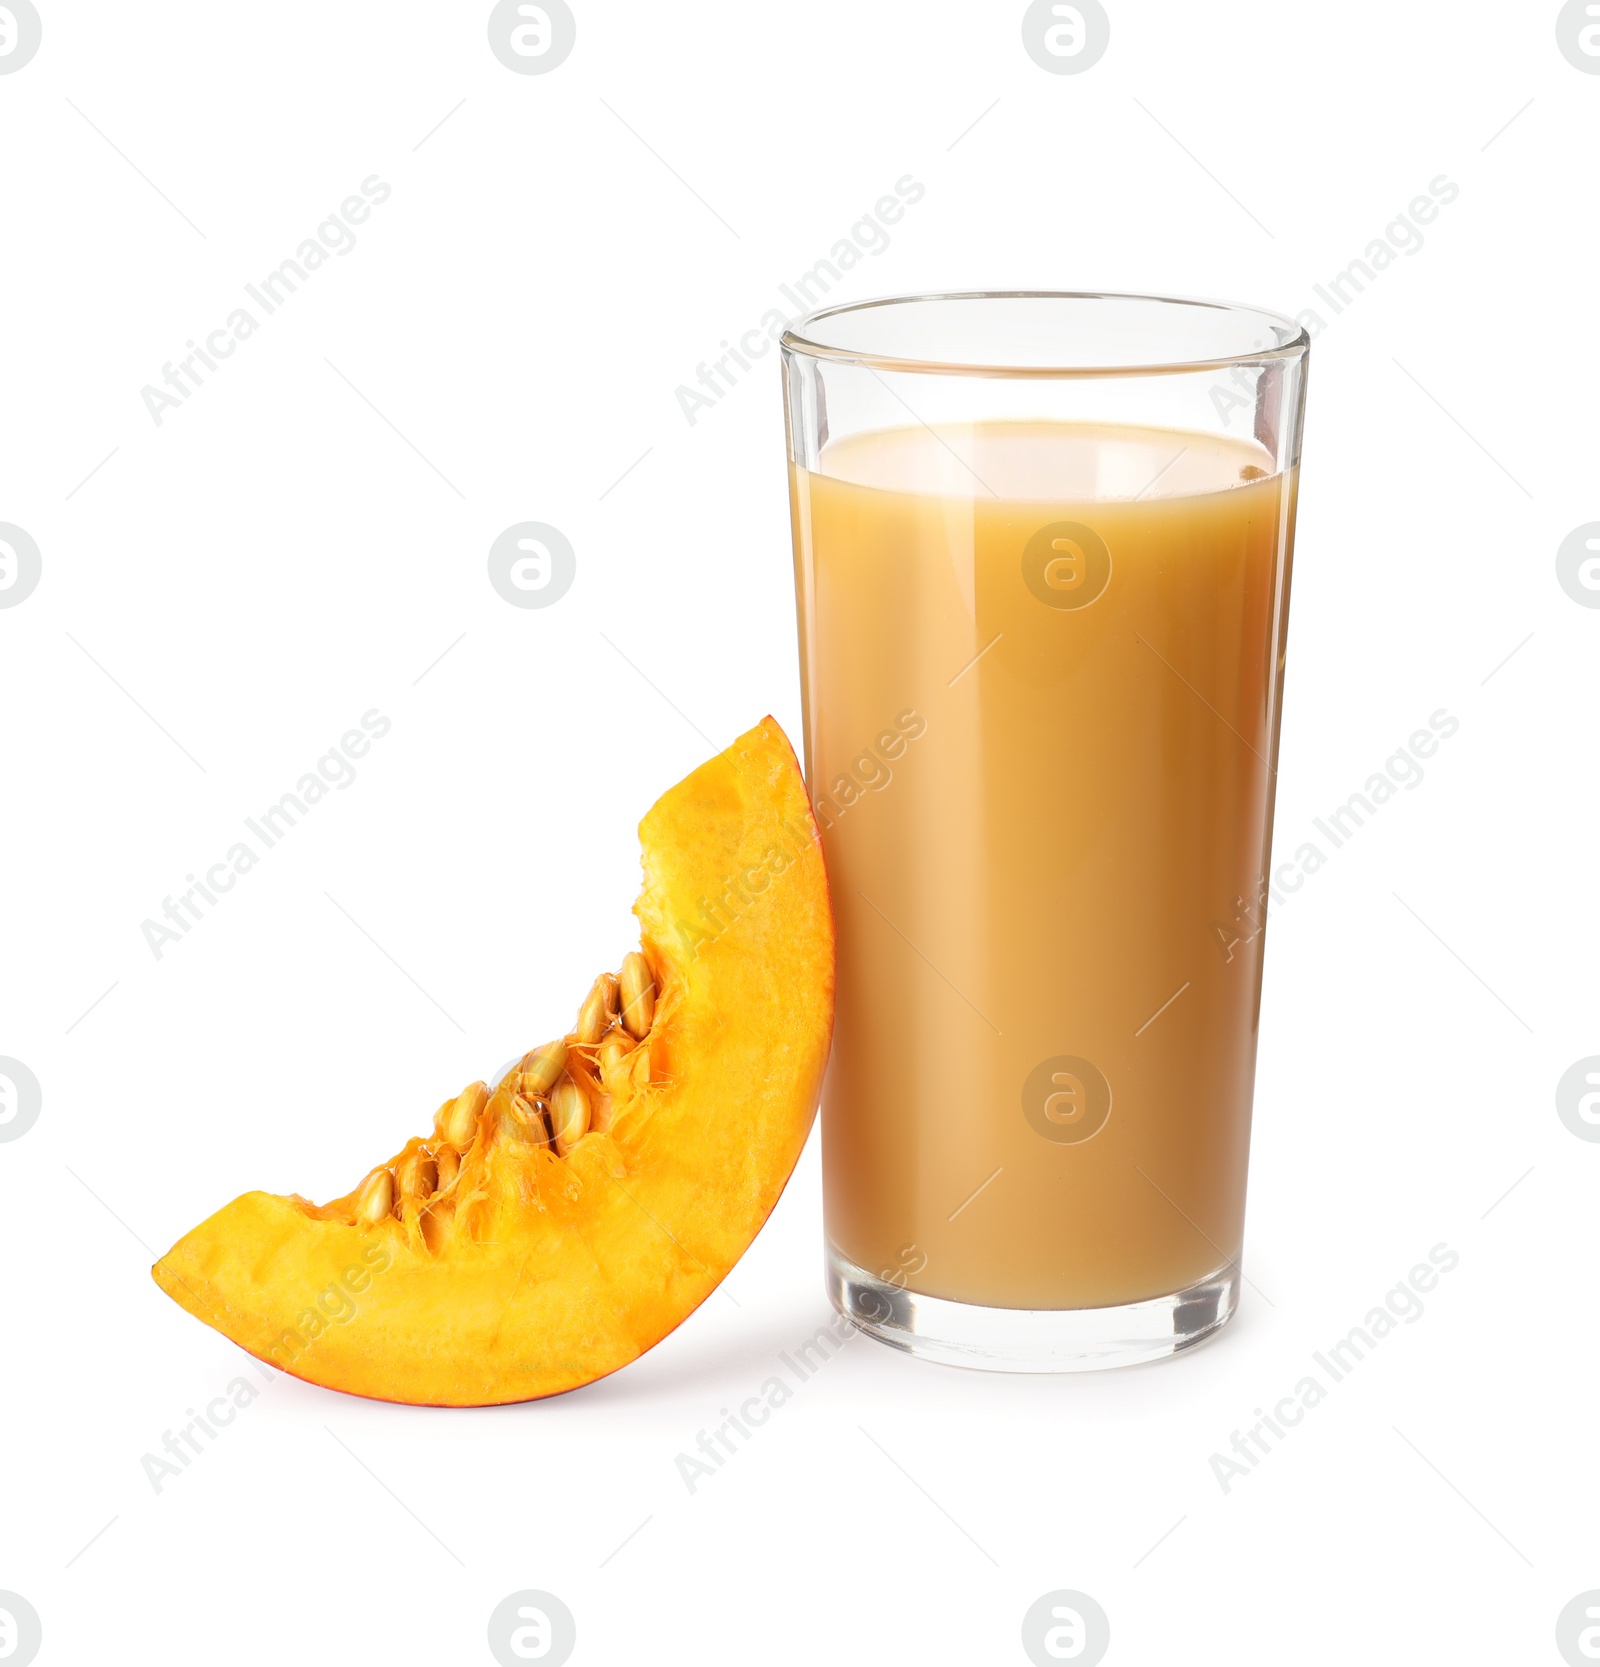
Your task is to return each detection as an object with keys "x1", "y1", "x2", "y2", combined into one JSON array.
[{"x1": 790, "y1": 420, "x2": 1296, "y2": 1309}]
